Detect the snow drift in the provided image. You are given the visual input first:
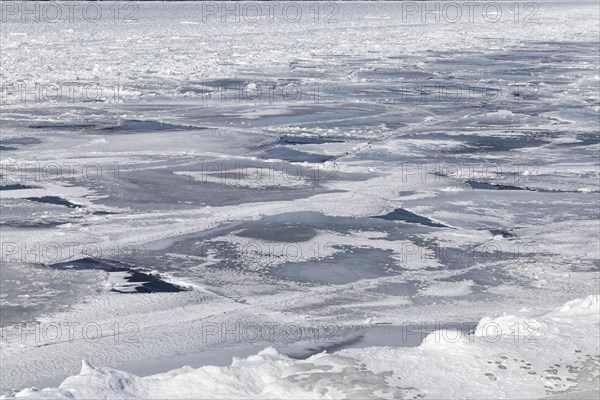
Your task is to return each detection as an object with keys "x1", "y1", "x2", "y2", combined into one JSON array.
[{"x1": 15, "y1": 296, "x2": 599, "y2": 399}]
